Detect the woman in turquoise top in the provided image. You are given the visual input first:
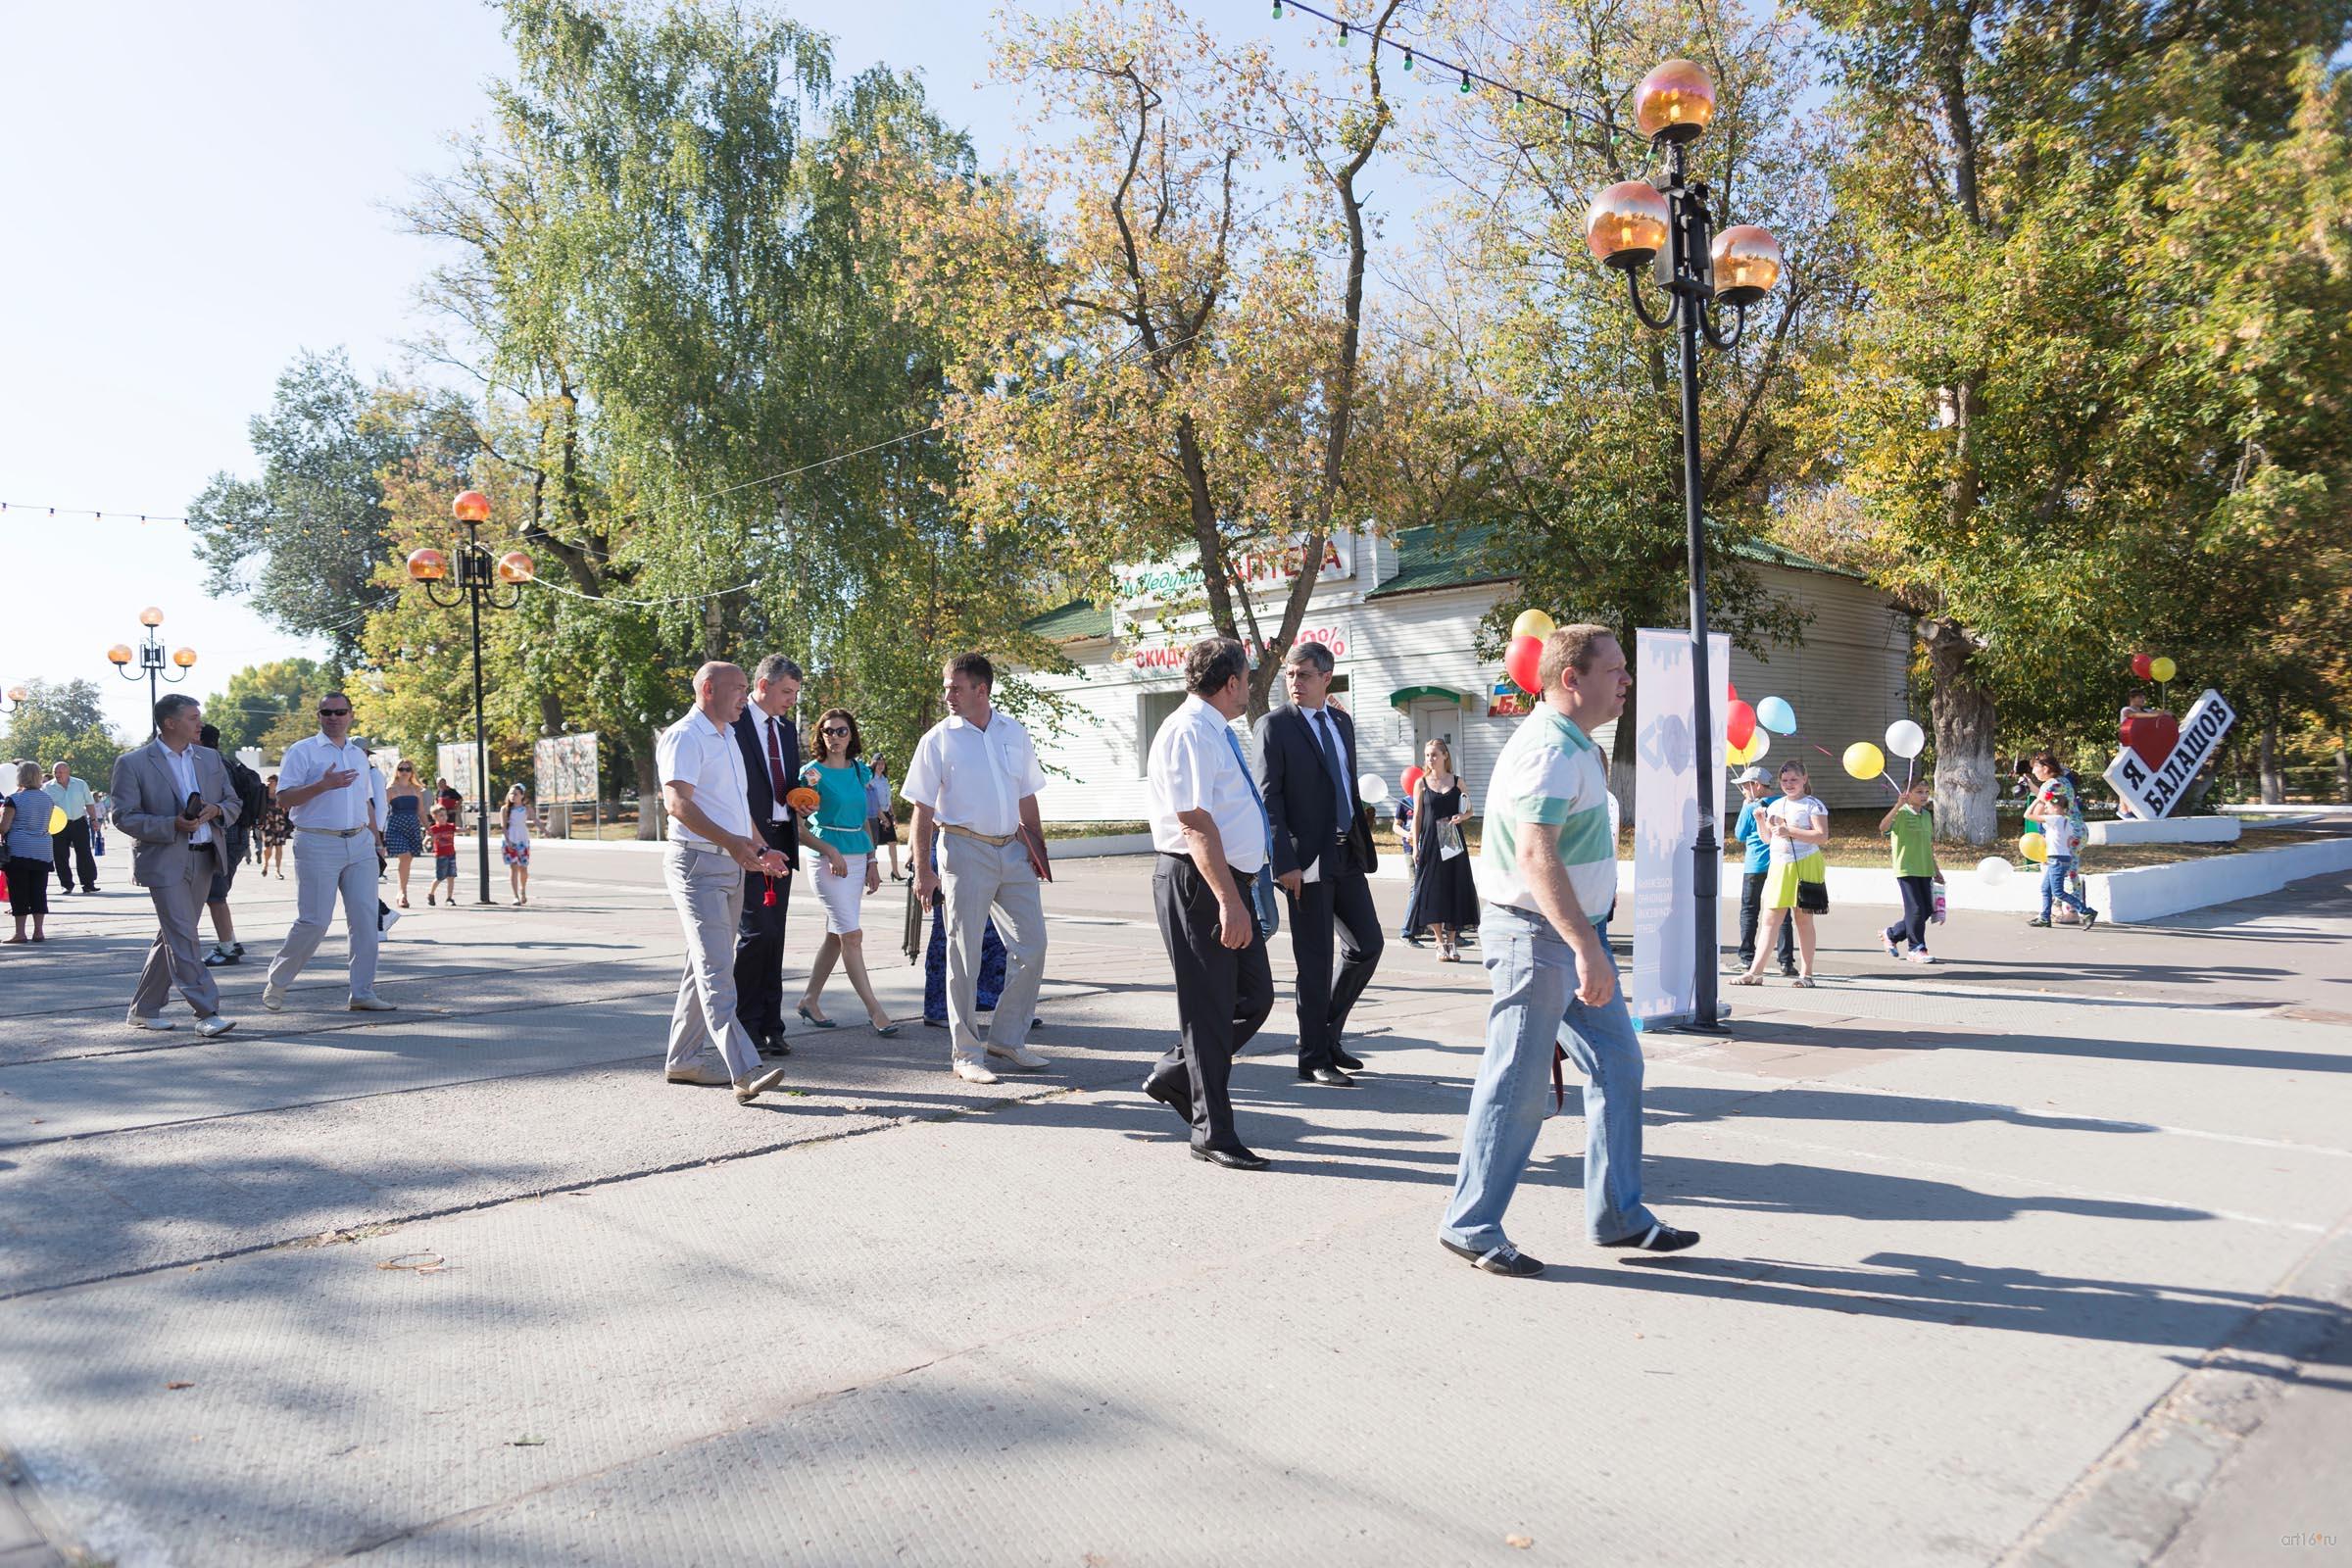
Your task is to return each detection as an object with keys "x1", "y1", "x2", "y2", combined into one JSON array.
[{"x1": 795, "y1": 707, "x2": 898, "y2": 1036}]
